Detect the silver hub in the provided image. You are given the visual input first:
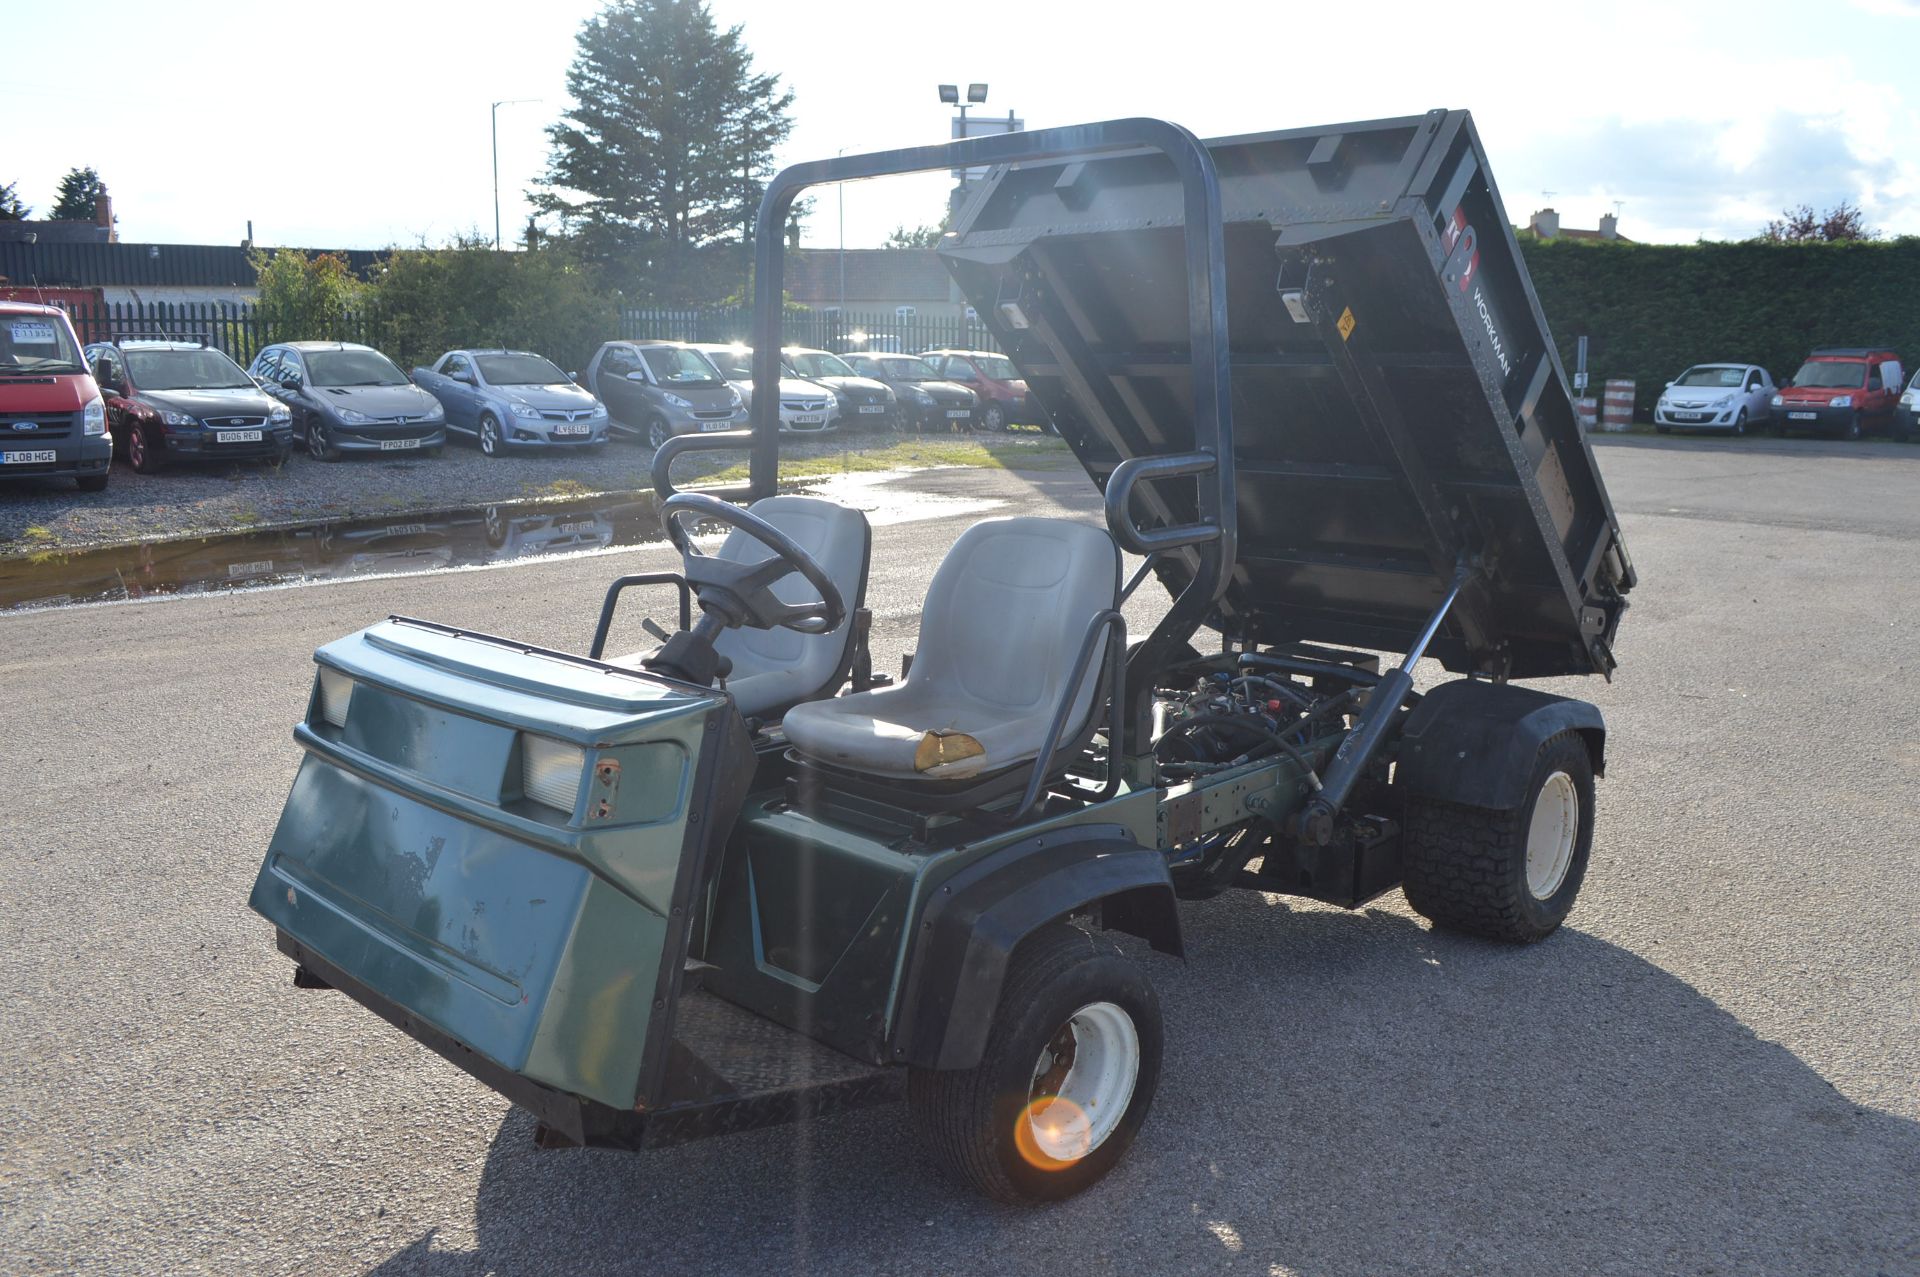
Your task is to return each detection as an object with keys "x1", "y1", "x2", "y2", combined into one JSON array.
[
  {"x1": 1019, "y1": 1001, "x2": 1138, "y2": 1166},
  {"x1": 1526, "y1": 770, "x2": 1579, "y2": 900}
]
